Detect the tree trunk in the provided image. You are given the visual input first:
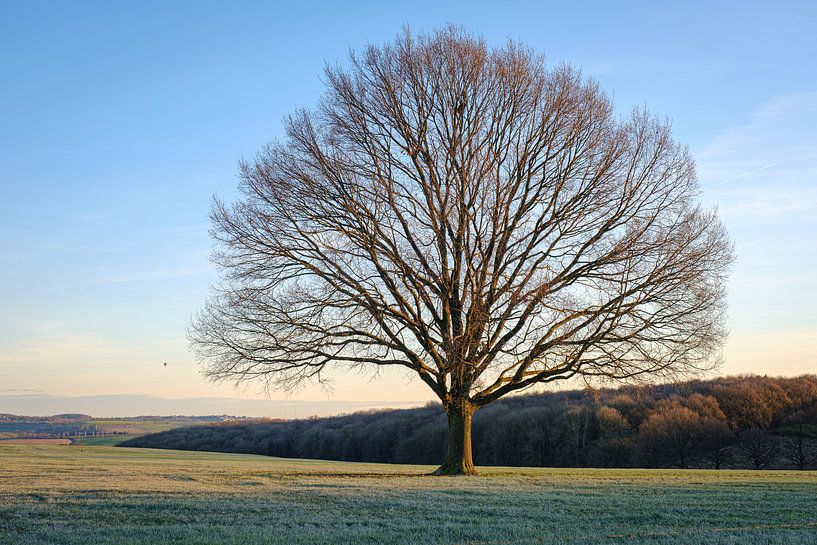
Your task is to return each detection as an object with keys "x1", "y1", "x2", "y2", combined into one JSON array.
[{"x1": 433, "y1": 400, "x2": 477, "y2": 475}]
